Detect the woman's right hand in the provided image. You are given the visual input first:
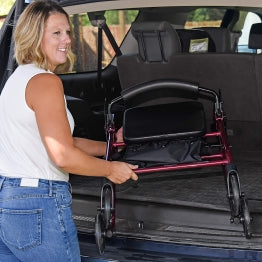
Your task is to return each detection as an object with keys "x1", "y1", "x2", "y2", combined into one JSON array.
[{"x1": 106, "y1": 161, "x2": 138, "y2": 184}]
